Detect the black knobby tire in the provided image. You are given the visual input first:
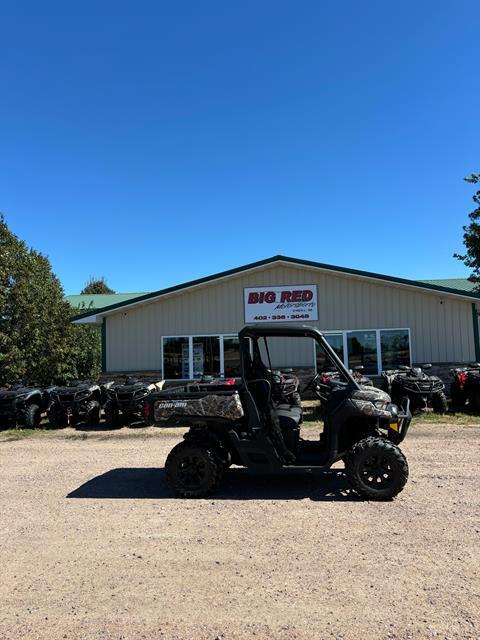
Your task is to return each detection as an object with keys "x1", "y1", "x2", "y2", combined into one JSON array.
[
  {"x1": 48, "y1": 403, "x2": 67, "y2": 429},
  {"x1": 449, "y1": 383, "x2": 465, "y2": 409},
  {"x1": 25, "y1": 403, "x2": 41, "y2": 428},
  {"x1": 345, "y1": 436, "x2": 409, "y2": 501},
  {"x1": 469, "y1": 388, "x2": 480, "y2": 413},
  {"x1": 431, "y1": 391, "x2": 448, "y2": 414},
  {"x1": 165, "y1": 441, "x2": 223, "y2": 498},
  {"x1": 104, "y1": 400, "x2": 121, "y2": 428},
  {"x1": 86, "y1": 400, "x2": 101, "y2": 426}
]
